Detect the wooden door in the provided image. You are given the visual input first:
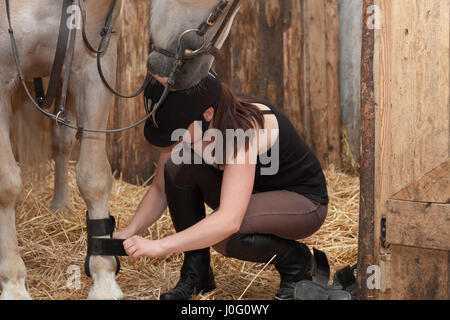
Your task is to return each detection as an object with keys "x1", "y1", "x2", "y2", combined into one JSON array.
[{"x1": 359, "y1": 0, "x2": 449, "y2": 300}]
